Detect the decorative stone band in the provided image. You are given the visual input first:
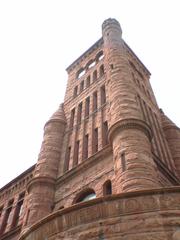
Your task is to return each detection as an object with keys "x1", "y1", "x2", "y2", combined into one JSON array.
[
  {"x1": 108, "y1": 118, "x2": 153, "y2": 143},
  {"x1": 44, "y1": 118, "x2": 66, "y2": 129},
  {"x1": 27, "y1": 176, "x2": 56, "y2": 193},
  {"x1": 19, "y1": 186, "x2": 180, "y2": 240}
]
